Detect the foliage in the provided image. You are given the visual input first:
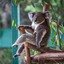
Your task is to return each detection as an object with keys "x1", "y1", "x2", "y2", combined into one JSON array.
[
  {"x1": 0, "y1": 48, "x2": 12, "y2": 64},
  {"x1": 12, "y1": 20, "x2": 17, "y2": 27},
  {"x1": 13, "y1": 0, "x2": 64, "y2": 49}
]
